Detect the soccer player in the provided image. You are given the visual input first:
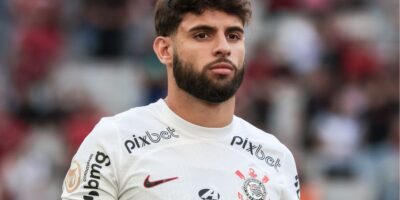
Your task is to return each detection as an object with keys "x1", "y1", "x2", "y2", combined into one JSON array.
[{"x1": 61, "y1": 0, "x2": 300, "y2": 199}]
